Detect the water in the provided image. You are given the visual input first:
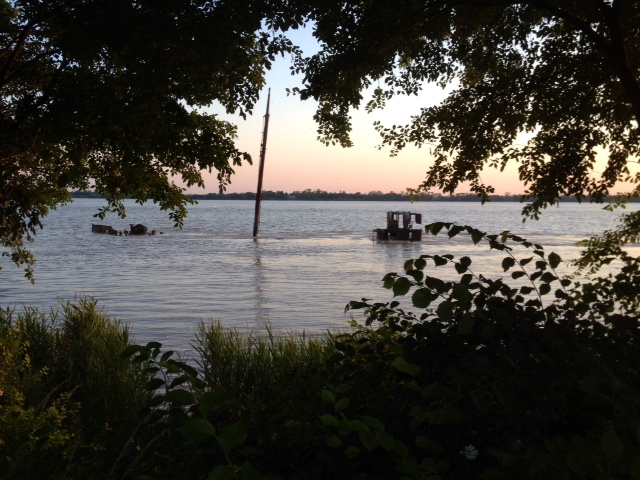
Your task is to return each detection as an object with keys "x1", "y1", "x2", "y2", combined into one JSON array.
[{"x1": 1, "y1": 199, "x2": 637, "y2": 351}]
